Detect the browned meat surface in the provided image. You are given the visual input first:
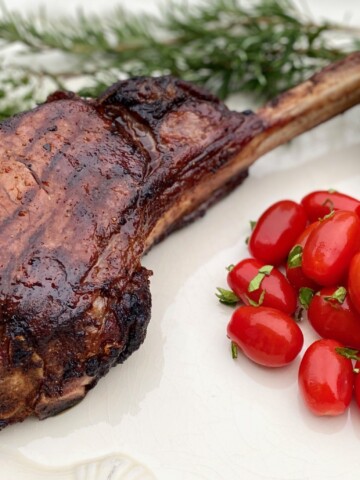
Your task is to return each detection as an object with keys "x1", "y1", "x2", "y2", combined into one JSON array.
[{"x1": 0, "y1": 52, "x2": 360, "y2": 429}]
